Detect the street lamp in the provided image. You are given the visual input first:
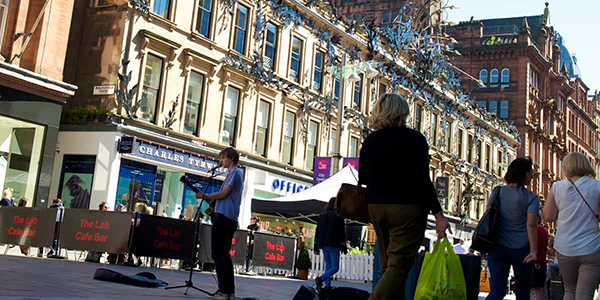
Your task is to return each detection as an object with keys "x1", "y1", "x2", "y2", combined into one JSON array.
[{"x1": 328, "y1": 57, "x2": 380, "y2": 173}]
